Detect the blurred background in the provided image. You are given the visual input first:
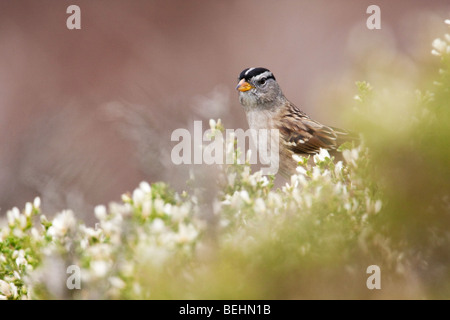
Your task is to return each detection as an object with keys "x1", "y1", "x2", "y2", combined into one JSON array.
[{"x1": 0, "y1": 0, "x2": 449, "y2": 221}]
